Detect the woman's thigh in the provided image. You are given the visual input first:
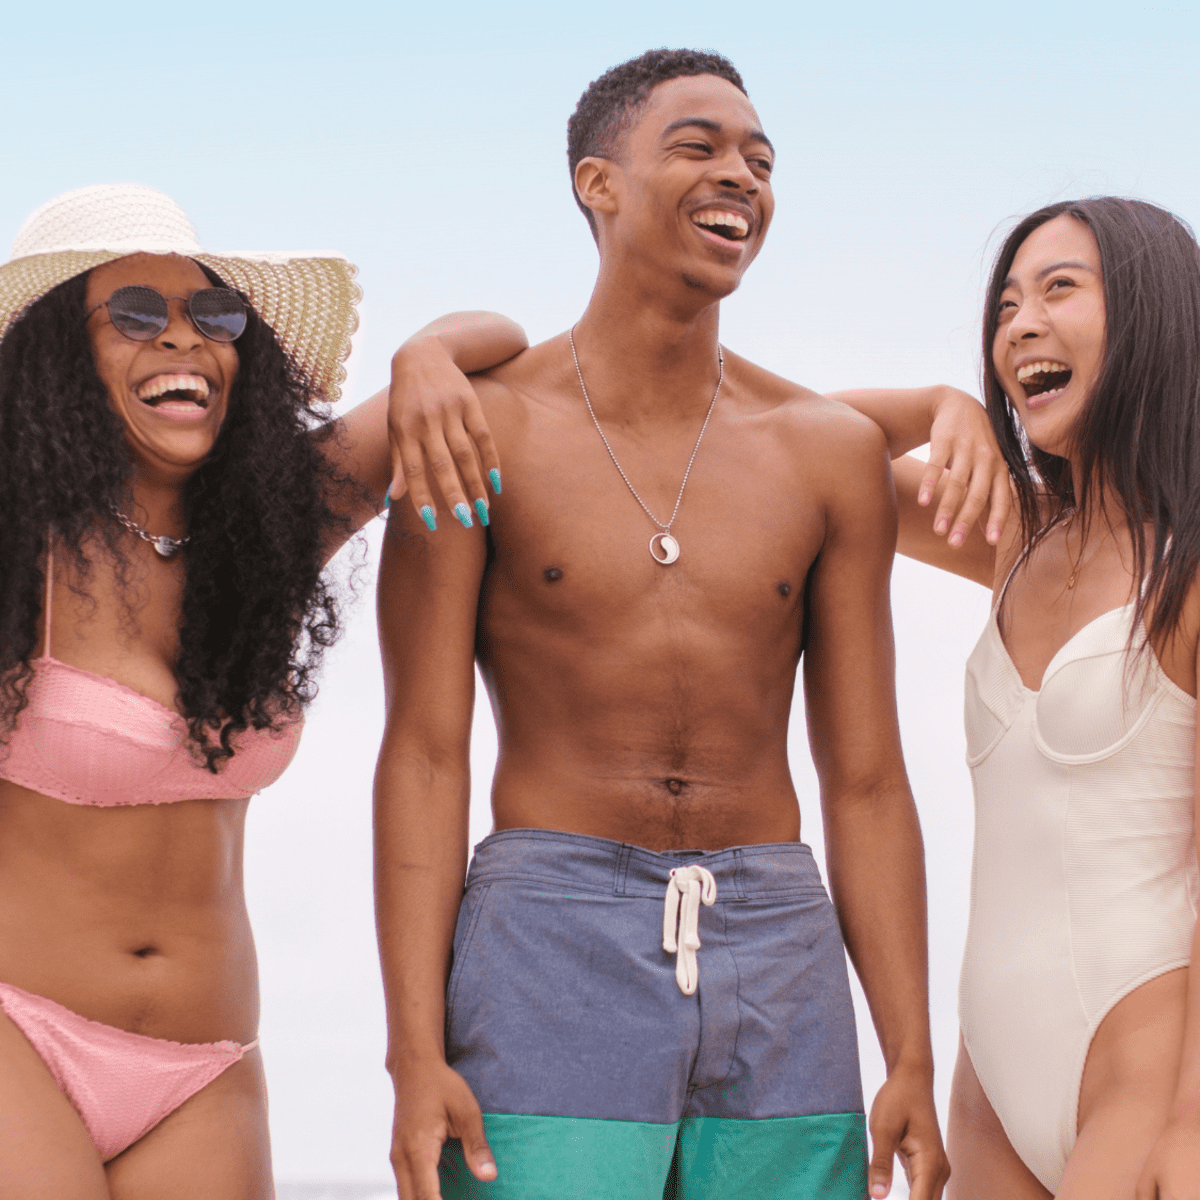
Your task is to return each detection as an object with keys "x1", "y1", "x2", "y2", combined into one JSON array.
[
  {"x1": 946, "y1": 1036, "x2": 1050, "y2": 1200},
  {"x1": 0, "y1": 1005, "x2": 110, "y2": 1200},
  {"x1": 1056, "y1": 1099, "x2": 1170, "y2": 1199},
  {"x1": 1056, "y1": 969, "x2": 1185, "y2": 1199},
  {"x1": 106, "y1": 1048, "x2": 272, "y2": 1200}
]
